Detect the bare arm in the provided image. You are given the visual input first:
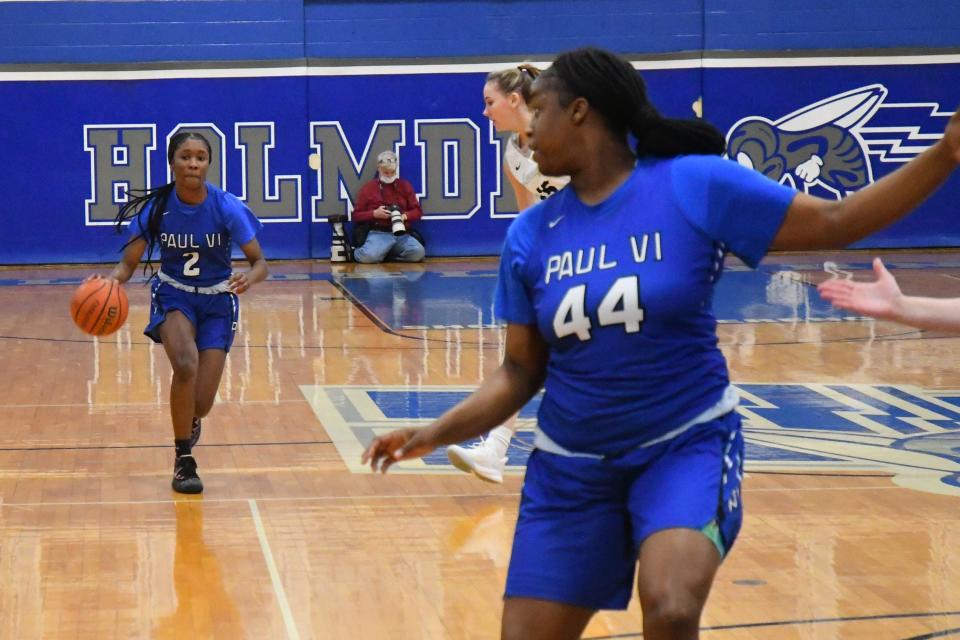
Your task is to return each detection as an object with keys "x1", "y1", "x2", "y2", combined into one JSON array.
[
  {"x1": 362, "y1": 323, "x2": 548, "y2": 473},
  {"x1": 772, "y1": 110, "x2": 960, "y2": 251},
  {"x1": 818, "y1": 257, "x2": 960, "y2": 332},
  {"x1": 105, "y1": 237, "x2": 147, "y2": 284},
  {"x1": 227, "y1": 237, "x2": 268, "y2": 294},
  {"x1": 891, "y1": 296, "x2": 960, "y2": 332},
  {"x1": 421, "y1": 323, "x2": 547, "y2": 444}
]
